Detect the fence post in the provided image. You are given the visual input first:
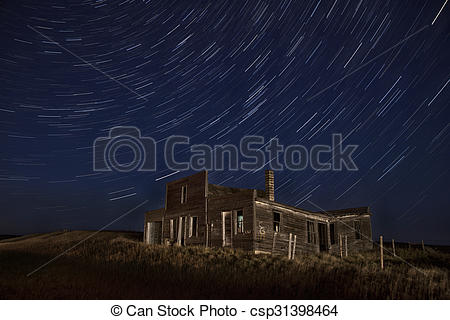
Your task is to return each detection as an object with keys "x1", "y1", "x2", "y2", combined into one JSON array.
[
  {"x1": 272, "y1": 232, "x2": 277, "y2": 254},
  {"x1": 143, "y1": 223, "x2": 147, "y2": 244},
  {"x1": 380, "y1": 235, "x2": 384, "y2": 270},
  {"x1": 339, "y1": 234, "x2": 343, "y2": 258},
  {"x1": 292, "y1": 235, "x2": 297, "y2": 260},
  {"x1": 205, "y1": 222, "x2": 209, "y2": 248},
  {"x1": 422, "y1": 240, "x2": 425, "y2": 252},
  {"x1": 345, "y1": 235, "x2": 348, "y2": 257},
  {"x1": 392, "y1": 239, "x2": 396, "y2": 256},
  {"x1": 288, "y1": 233, "x2": 292, "y2": 259}
]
